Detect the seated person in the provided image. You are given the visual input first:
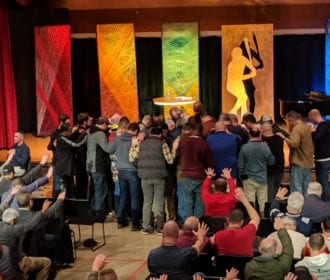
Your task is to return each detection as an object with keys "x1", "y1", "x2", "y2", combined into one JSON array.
[
  {"x1": 0, "y1": 165, "x2": 15, "y2": 198},
  {"x1": 296, "y1": 233, "x2": 330, "y2": 280},
  {"x1": 0, "y1": 131, "x2": 30, "y2": 177},
  {"x1": 301, "y1": 182, "x2": 330, "y2": 222},
  {"x1": 1, "y1": 166, "x2": 53, "y2": 209},
  {"x1": 245, "y1": 217, "x2": 294, "y2": 280},
  {"x1": 284, "y1": 267, "x2": 314, "y2": 280},
  {"x1": 270, "y1": 188, "x2": 312, "y2": 237},
  {"x1": 176, "y1": 216, "x2": 211, "y2": 252},
  {"x1": 268, "y1": 216, "x2": 307, "y2": 259},
  {"x1": 0, "y1": 201, "x2": 52, "y2": 280},
  {"x1": 87, "y1": 254, "x2": 118, "y2": 280},
  {"x1": 147, "y1": 220, "x2": 208, "y2": 280},
  {"x1": 211, "y1": 188, "x2": 260, "y2": 256},
  {"x1": 201, "y1": 168, "x2": 236, "y2": 217}
]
